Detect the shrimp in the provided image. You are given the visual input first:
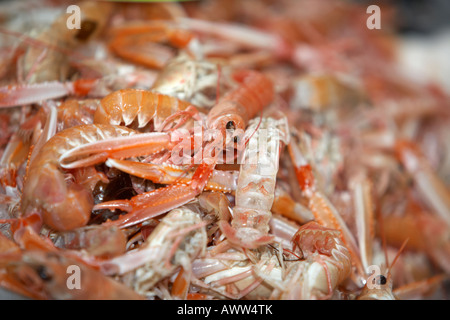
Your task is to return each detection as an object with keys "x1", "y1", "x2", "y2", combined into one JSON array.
[
  {"x1": 0, "y1": 213, "x2": 124, "y2": 299},
  {"x1": 356, "y1": 203, "x2": 449, "y2": 300},
  {"x1": 395, "y1": 139, "x2": 450, "y2": 228},
  {"x1": 191, "y1": 244, "x2": 284, "y2": 300},
  {"x1": 219, "y1": 116, "x2": 289, "y2": 249},
  {"x1": 194, "y1": 219, "x2": 350, "y2": 300},
  {"x1": 100, "y1": 206, "x2": 207, "y2": 298},
  {"x1": 2, "y1": 250, "x2": 144, "y2": 300},
  {"x1": 20, "y1": 124, "x2": 173, "y2": 231},
  {"x1": 151, "y1": 53, "x2": 231, "y2": 108},
  {"x1": 206, "y1": 69, "x2": 274, "y2": 138},
  {"x1": 192, "y1": 69, "x2": 274, "y2": 192},
  {"x1": 94, "y1": 68, "x2": 274, "y2": 135},
  {"x1": 108, "y1": 21, "x2": 194, "y2": 69},
  {"x1": 356, "y1": 188, "x2": 412, "y2": 301},
  {"x1": 94, "y1": 69, "x2": 274, "y2": 229},
  {"x1": 93, "y1": 88, "x2": 197, "y2": 131},
  {"x1": 57, "y1": 99, "x2": 98, "y2": 129},
  {"x1": 20, "y1": 1, "x2": 113, "y2": 84},
  {"x1": 51, "y1": 225, "x2": 127, "y2": 259},
  {"x1": 288, "y1": 135, "x2": 365, "y2": 280},
  {"x1": 286, "y1": 221, "x2": 352, "y2": 300}
]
